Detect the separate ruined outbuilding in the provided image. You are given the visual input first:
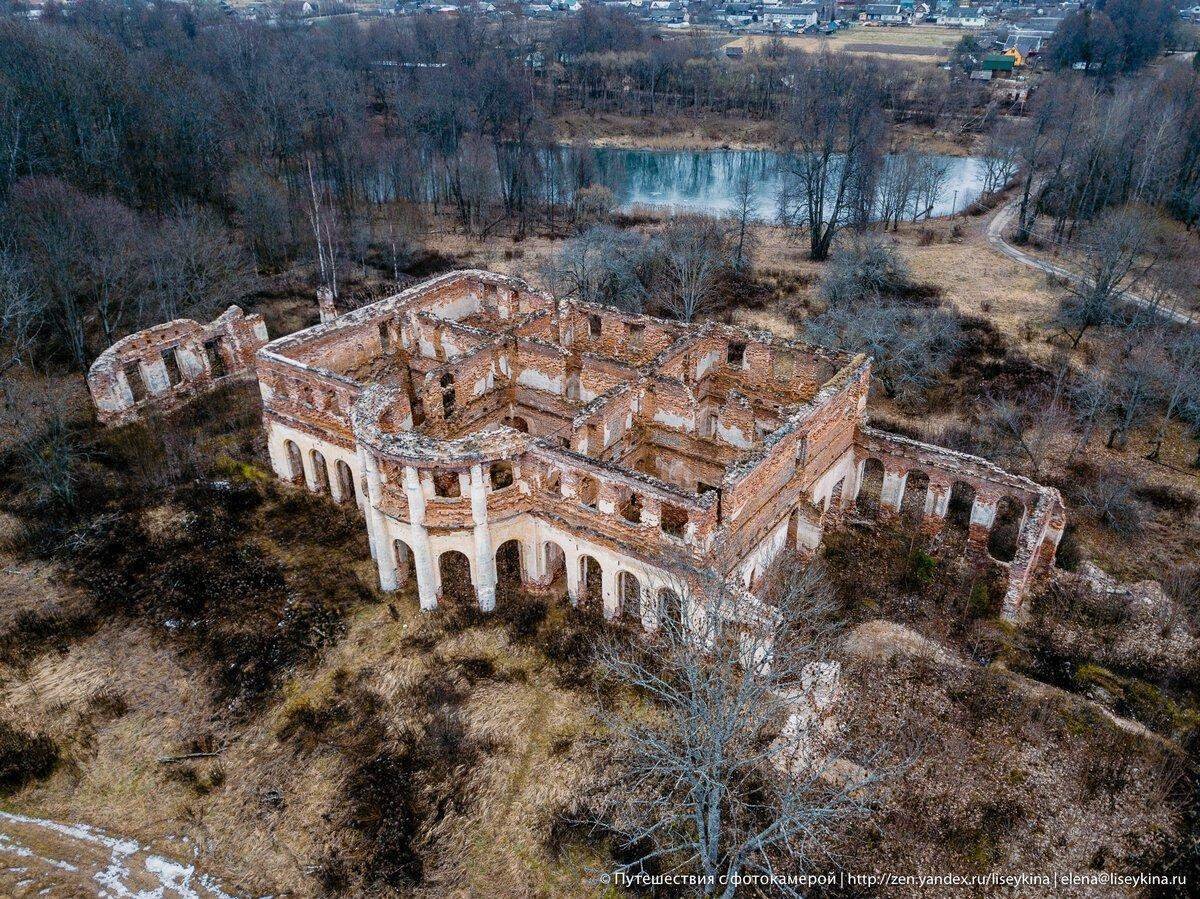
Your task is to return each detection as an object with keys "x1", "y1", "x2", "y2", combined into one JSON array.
[
  {"x1": 87, "y1": 306, "x2": 269, "y2": 426},
  {"x1": 252, "y1": 270, "x2": 1065, "y2": 624}
]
